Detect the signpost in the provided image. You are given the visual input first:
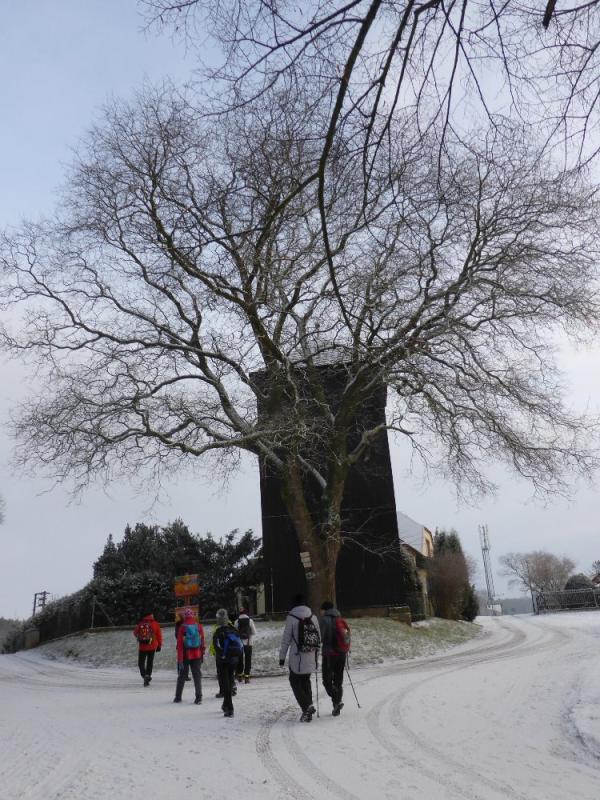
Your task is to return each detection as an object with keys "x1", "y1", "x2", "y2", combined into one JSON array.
[{"x1": 173, "y1": 574, "x2": 200, "y2": 621}]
